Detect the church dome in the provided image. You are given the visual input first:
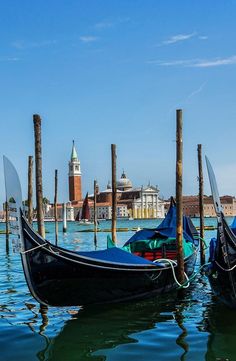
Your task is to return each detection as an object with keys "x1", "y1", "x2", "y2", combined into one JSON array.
[{"x1": 117, "y1": 171, "x2": 132, "y2": 191}]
